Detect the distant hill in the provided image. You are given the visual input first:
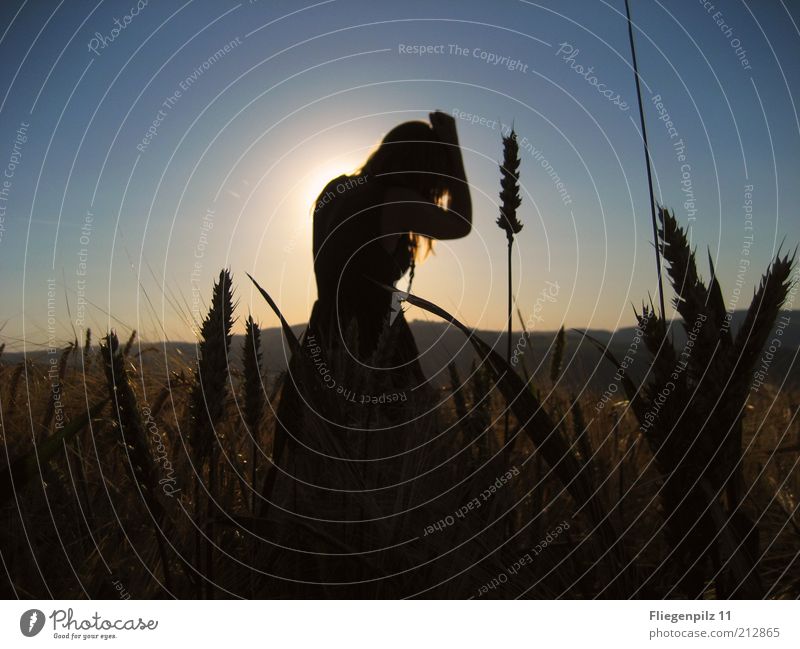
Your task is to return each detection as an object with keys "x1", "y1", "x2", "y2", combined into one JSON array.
[{"x1": 5, "y1": 310, "x2": 798, "y2": 391}]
